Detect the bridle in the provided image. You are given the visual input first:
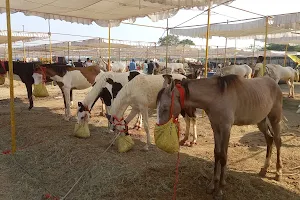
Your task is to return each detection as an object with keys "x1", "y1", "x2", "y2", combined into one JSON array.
[
  {"x1": 34, "y1": 66, "x2": 47, "y2": 83},
  {"x1": 111, "y1": 115, "x2": 128, "y2": 133}
]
